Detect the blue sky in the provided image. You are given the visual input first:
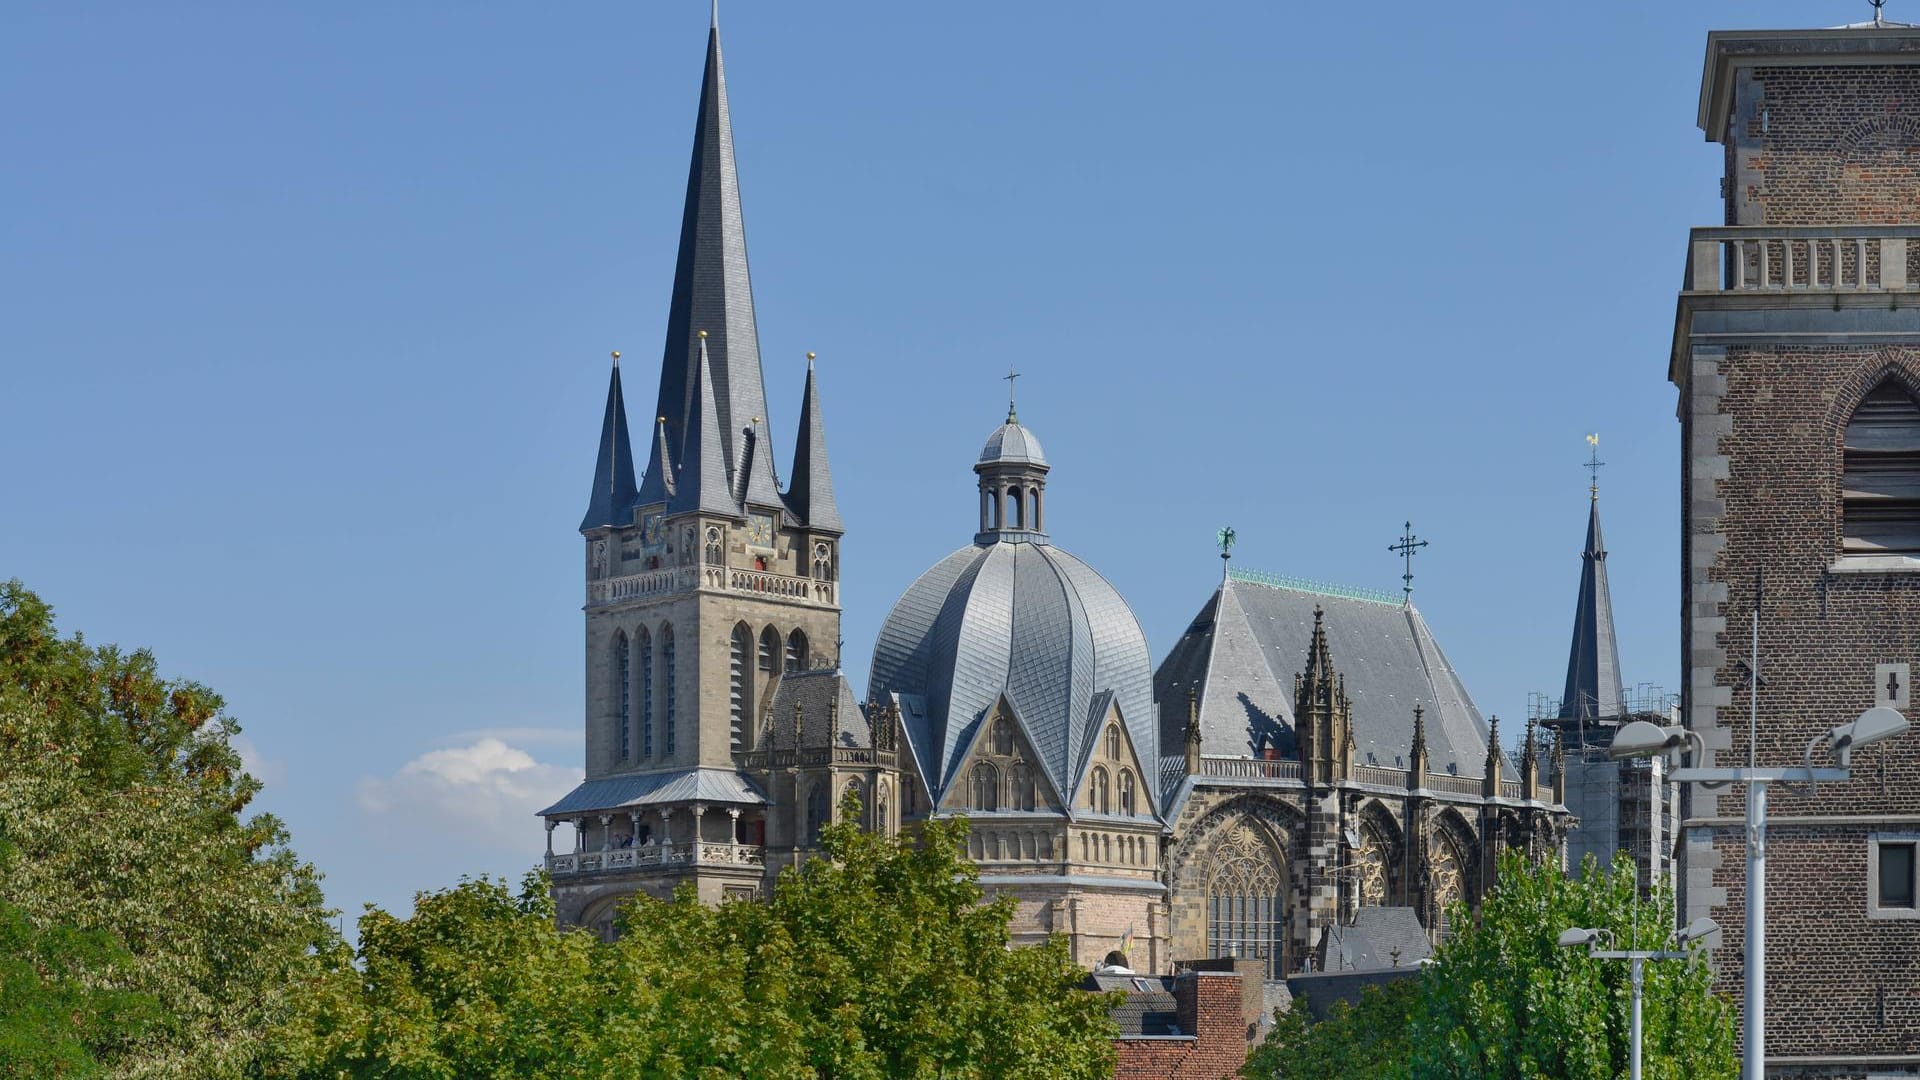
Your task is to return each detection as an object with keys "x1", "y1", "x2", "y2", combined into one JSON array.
[{"x1": 0, "y1": 0, "x2": 1855, "y2": 926}]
